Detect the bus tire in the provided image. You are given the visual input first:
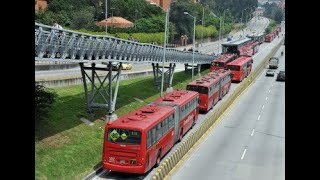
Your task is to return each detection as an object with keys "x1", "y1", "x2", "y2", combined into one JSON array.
[
  {"x1": 155, "y1": 150, "x2": 161, "y2": 167},
  {"x1": 191, "y1": 118, "x2": 196, "y2": 128},
  {"x1": 178, "y1": 129, "x2": 183, "y2": 142}
]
